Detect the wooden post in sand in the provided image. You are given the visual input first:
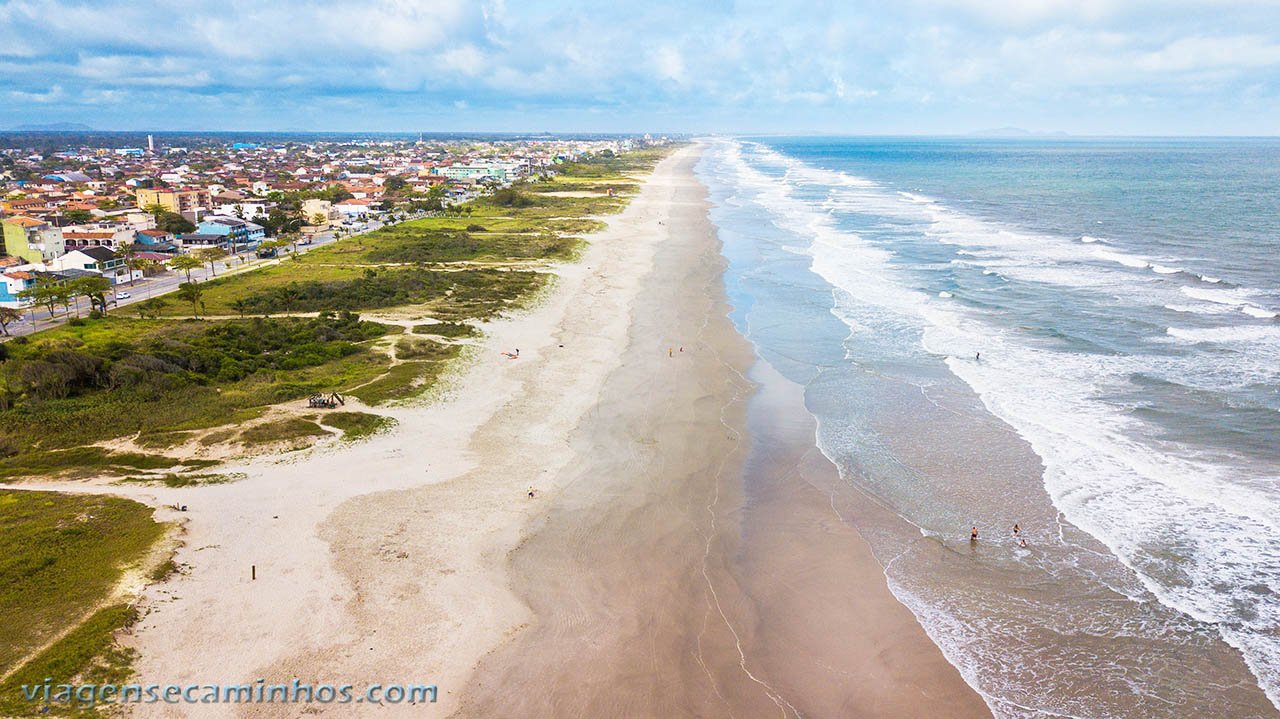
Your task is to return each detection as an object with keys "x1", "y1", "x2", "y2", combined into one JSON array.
[{"x1": 251, "y1": 565, "x2": 256, "y2": 581}]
